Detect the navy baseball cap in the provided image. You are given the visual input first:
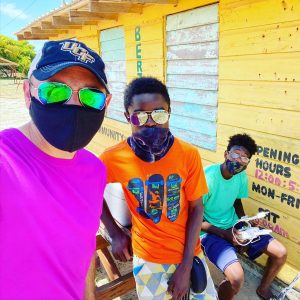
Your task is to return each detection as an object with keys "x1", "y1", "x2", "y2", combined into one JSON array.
[{"x1": 28, "y1": 39, "x2": 109, "y2": 93}]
